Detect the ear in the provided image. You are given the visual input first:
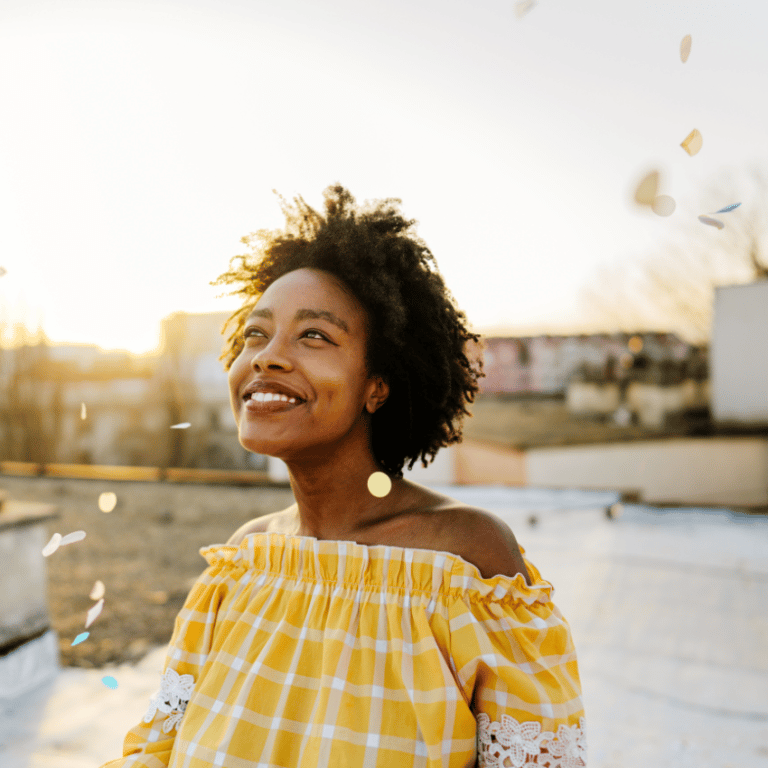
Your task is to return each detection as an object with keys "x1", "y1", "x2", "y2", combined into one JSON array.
[{"x1": 364, "y1": 375, "x2": 389, "y2": 414}]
